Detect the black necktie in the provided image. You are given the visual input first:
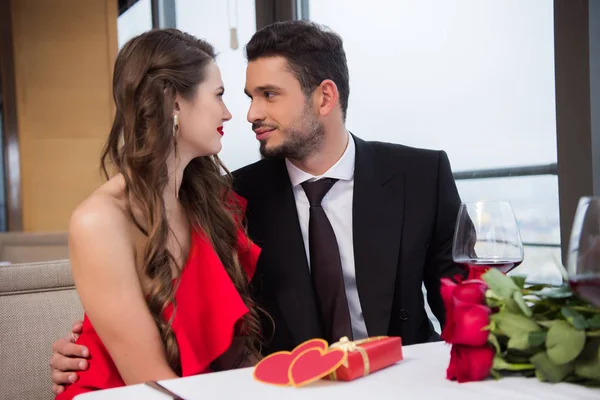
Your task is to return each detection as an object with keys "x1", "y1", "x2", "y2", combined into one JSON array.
[{"x1": 301, "y1": 178, "x2": 353, "y2": 343}]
